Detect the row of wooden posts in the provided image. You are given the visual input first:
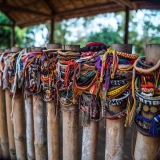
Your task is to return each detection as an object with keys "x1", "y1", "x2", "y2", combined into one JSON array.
[{"x1": 0, "y1": 43, "x2": 159, "y2": 160}]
